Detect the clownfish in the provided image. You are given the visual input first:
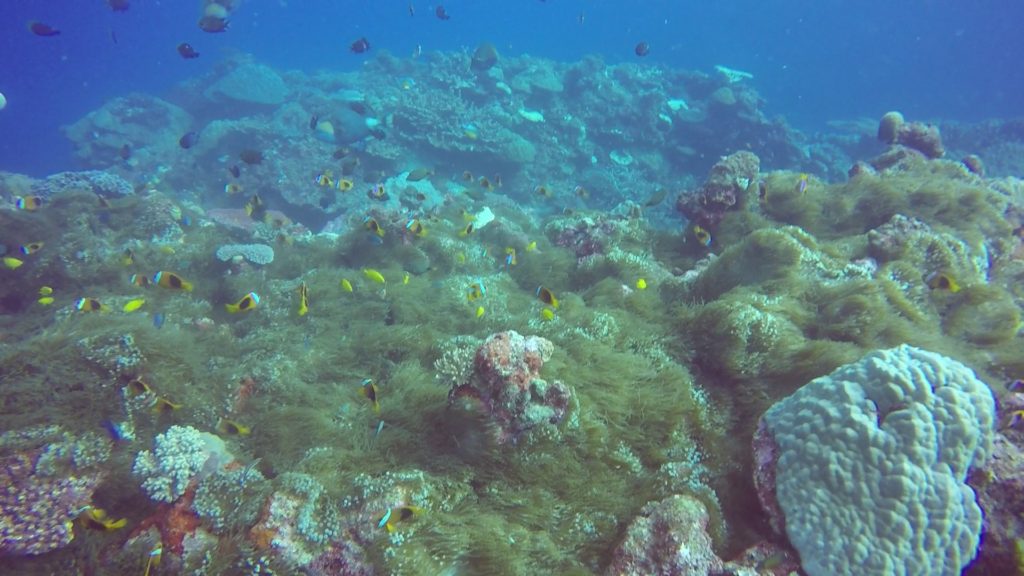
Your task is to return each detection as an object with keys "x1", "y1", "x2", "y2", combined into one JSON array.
[
  {"x1": 693, "y1": 226, "x2": 712, "y2": 247},
  {"x1": 925, "y1": 271, "x2": 961, "y2": 293},
  {"x1": 467, "y1": 280, "x2": 486, "y2": 302},
  {"x1": 536, "y1": 286, "x2": 559, "y2": 309},
  {"x1": 377, "y1": 505, "x2": 423, "y2": 533},
  {"x1": 151, "y1": 397, "x2": 182, "y2": 413},
  {"x1": 15, "y1": 196, "x2": 44, "y2": 211},
  {"x1": 364, "y1": 217, "x2": 385, "y2": 238},
  {"x1": 78, "y1": 507, "x2": 127, "y2": 531},
  {"x1": 226, "y1": 292, "x2": 260, "y2": 313},
  {"x1": 152, "y1": 271, "x2": 193, "y2": 292},
  {"x1": 76, "y1": 297, "x2": 108, "y2": 312},
  {"x1": 360, "y1": 378, "x2": 380, "y2": 413},
  {"x1": 217, "y1": 418, "x2": 251, "y2": 436},
  {"x1": 405, "y1": 219, "x2": 426, "y2": 237},
  {"x1": 19, "y1": 242, "x2": 44, "y2": 255}
]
